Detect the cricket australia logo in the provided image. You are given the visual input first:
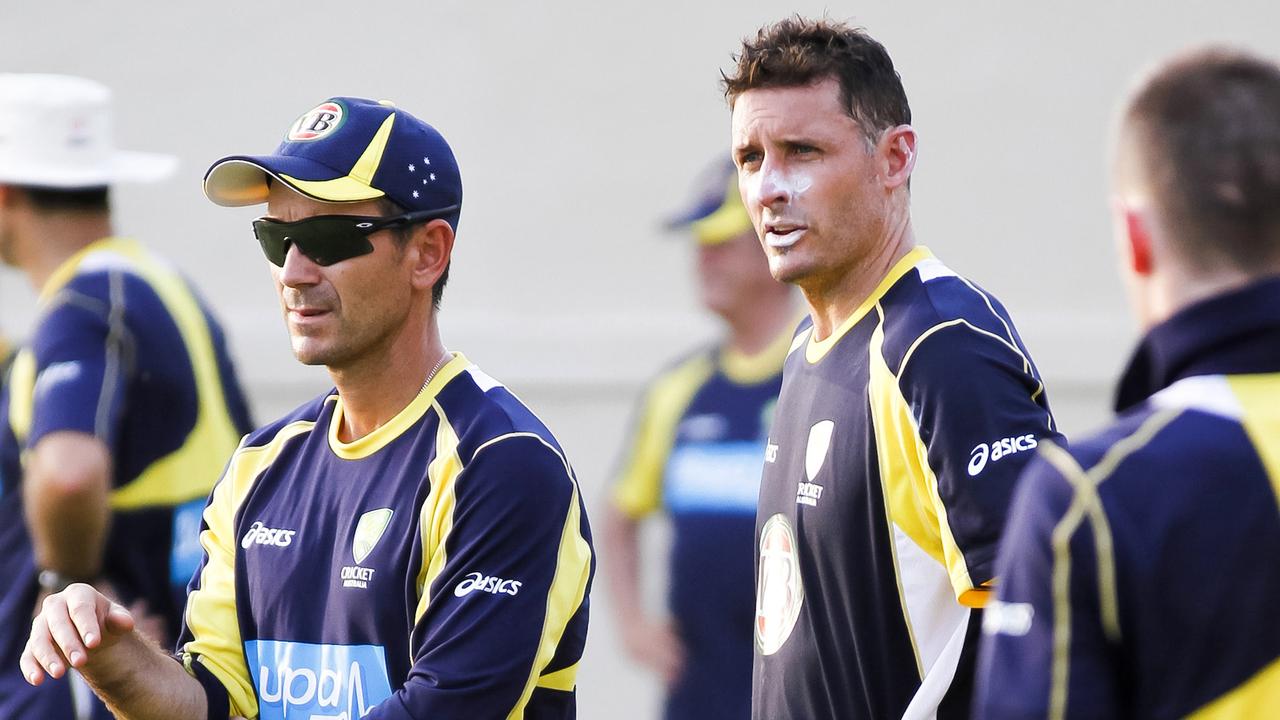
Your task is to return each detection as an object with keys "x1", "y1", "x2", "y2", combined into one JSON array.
[
  {"x1": 796, "y1": 420, "x2": 834, "y2": 507},
  {"x1": 341, "y1": 508, "x2": 393, "y2": 589}
]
